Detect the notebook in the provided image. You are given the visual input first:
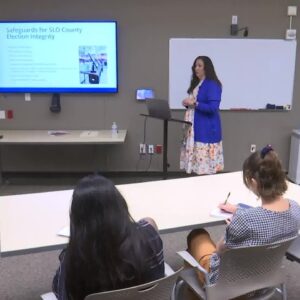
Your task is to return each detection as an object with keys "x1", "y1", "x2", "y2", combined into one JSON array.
[
  {"x1": 210, "y1": 208, "x2": 233, "y2": 219},
  {"x1": 57, "y1": 226, "x2": 70, "y2": 237},
  {"x1": 210, "y1": 203, "x2": 253, "y2": 219}
]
